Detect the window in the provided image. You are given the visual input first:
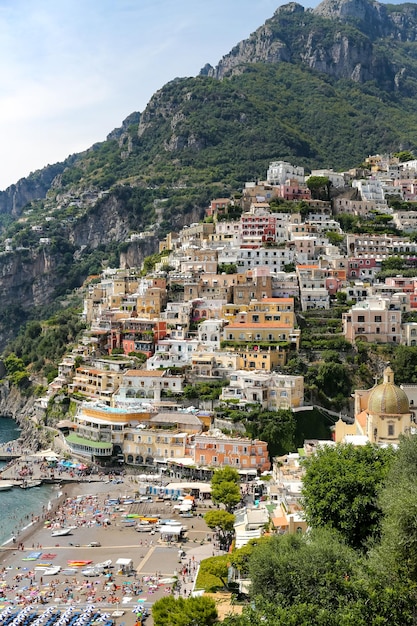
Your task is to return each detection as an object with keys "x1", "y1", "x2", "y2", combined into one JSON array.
[
  {"x1": 358, "y1": 315, "x2": 365, "y2": 322},
  {"x1": 388, "y1": 423, "x2": 395, "y2": 437},
  {"x1": 374, "y1": 315, "x2": 382, "y2": 323}
]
